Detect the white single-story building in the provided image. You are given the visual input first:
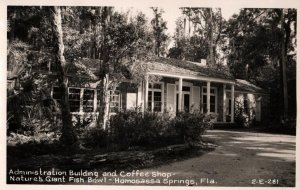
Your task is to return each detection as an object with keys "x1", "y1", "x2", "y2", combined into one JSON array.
[{"x1": 51, "y1": 57, "x2": 270, "y2": 125}]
